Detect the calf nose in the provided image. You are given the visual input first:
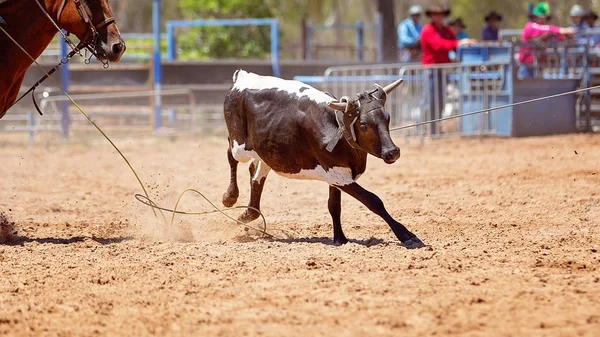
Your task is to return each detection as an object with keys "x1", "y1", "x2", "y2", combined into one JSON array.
[
  {"x1": 111, "y1": 41, "x2": 126, "y2": 56},
  {"x1": 382, "y1": 147, "x2": 401, "y2": 163}
]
